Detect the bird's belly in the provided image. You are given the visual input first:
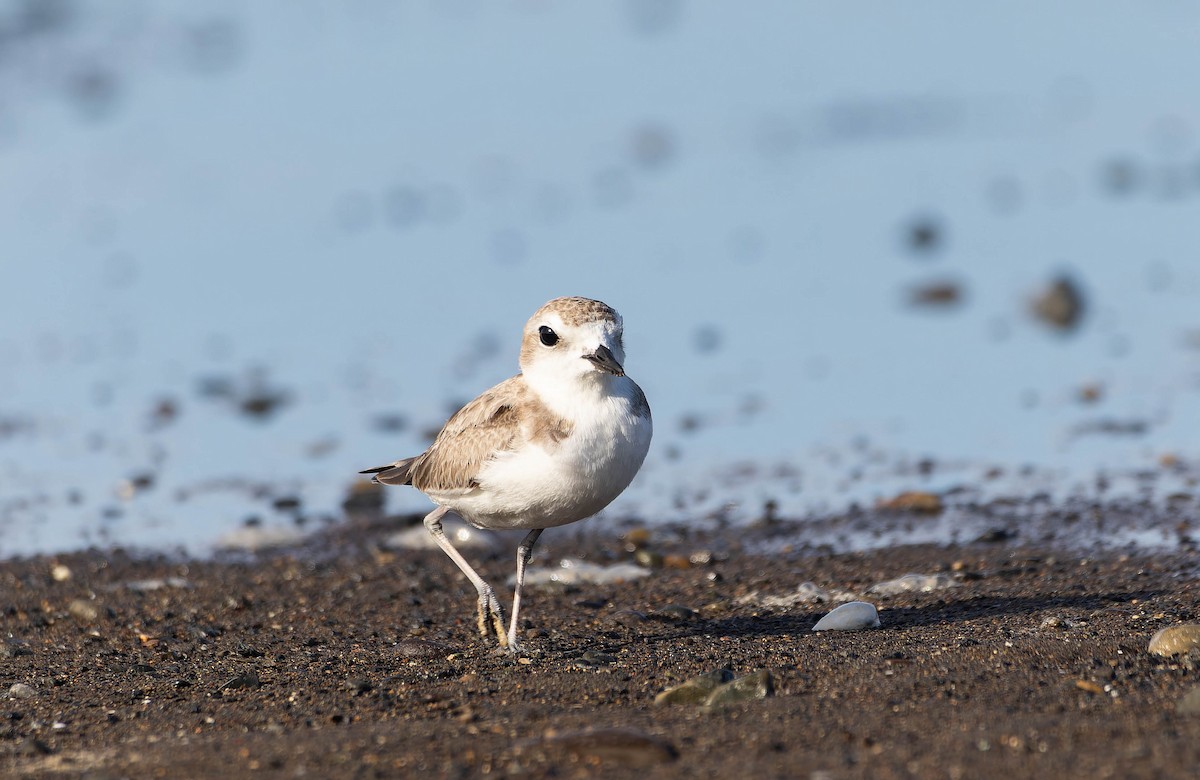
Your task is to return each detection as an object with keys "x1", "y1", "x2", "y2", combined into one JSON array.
[{"x1": 445, "y1": 418, "x2": 650, "y2": 530}]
